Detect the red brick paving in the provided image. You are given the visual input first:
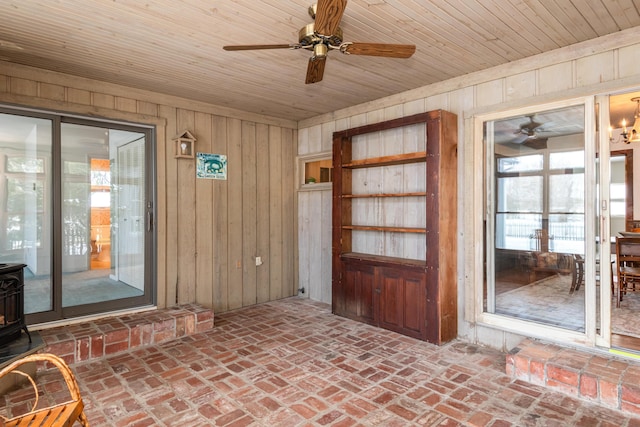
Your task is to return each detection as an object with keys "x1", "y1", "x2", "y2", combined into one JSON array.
[{"x1": 3, "y1": 297, "x2": 640, "y2": 426}]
